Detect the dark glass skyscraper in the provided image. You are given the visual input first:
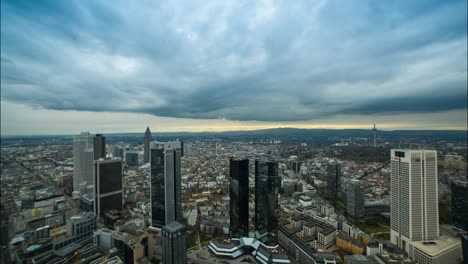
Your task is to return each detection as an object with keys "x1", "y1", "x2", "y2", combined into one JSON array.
[
  {"x1": 144, "y1": 127, "x2": 152, "y2": 163},
  {"x1": 162, "y1": 221, "x2": 187, "y2": 264},
  {"x1": 150, "y1": 141, "x2": 182, "y2": 228},
  {"x1": 94, "y1": 158, "x2": 123, "y2": 218},
  {"x1": 230, "y1": 157, "x2": 249, "y2": 238},
  {"x1": 347, "y1": 179, "x2": 365, "y2": 220},
  {"x1": 451, "y1": 180, "x2": 468, "y2": 231},
  {"x1": 327, "y1": 163, "x2": 341, "y2": 194},
  {"x1": 93, "y1": 134, "x2": 106, "y2": 160},
  {"x1": 255, "y1": 158, "x2": 281, "y2": 244}
]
